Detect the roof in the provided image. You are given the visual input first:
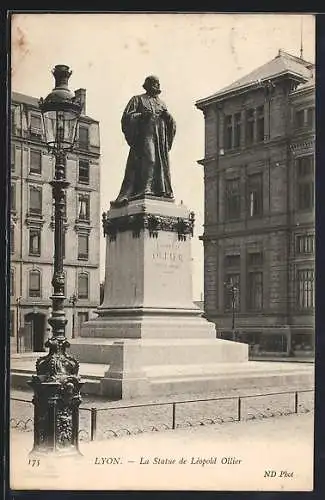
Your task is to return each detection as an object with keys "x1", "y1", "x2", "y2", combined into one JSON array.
[
  {"x1": 12, "y1": 91, "x2": 39, "y2": 107},
  {"x1": 11, "y1": 91, "x2": 98, "y2": 122},
  {"x1": 292, "y1": 75, "x2": 315, "y2": 92},
  {"x1": 196, "y1": 49, "x2": 314, "y2": 108}
]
